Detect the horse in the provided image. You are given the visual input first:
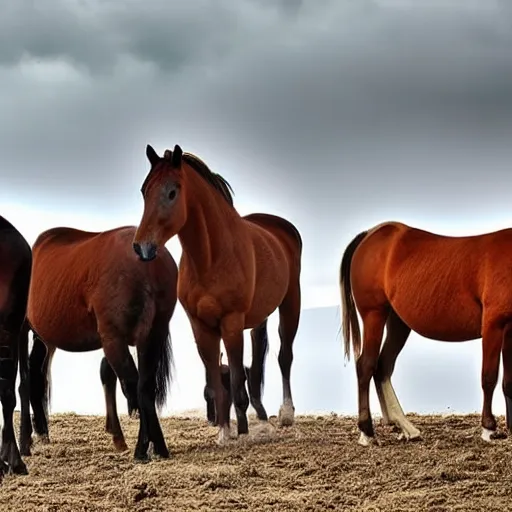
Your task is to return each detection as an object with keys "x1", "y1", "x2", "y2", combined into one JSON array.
[
  {"x1": 19, "y1": 225, "x2": 178, "y2": 462},
  {"x1": 340, "y1": 220, "x2": 512, "y2": 446},
  {"x1": 132, "y1": 144, "x2": 302, "y2": 445},
  {"x1": 0, "y1": 216, "x2": 31, "y2": 477}
]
